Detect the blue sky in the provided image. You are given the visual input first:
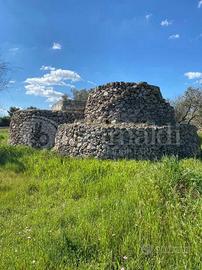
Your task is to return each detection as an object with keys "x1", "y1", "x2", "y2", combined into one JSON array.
[{"x1": 0, "y1": 0, "x2": 202, "y2": 114}]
